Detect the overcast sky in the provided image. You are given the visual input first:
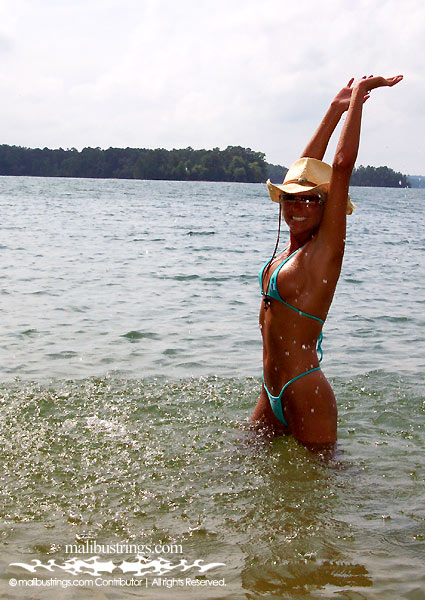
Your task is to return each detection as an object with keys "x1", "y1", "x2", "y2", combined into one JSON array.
[{"x1": 1, "y1": 0, "x2": 423, "y2": 174}]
